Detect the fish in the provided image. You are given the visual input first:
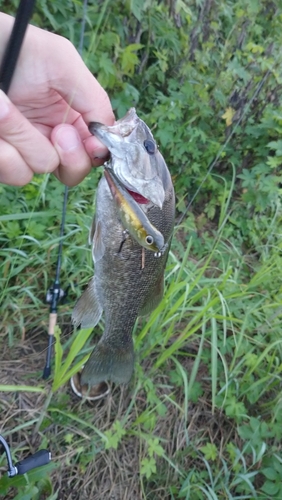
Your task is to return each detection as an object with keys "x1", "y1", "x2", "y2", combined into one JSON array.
[
  {"x1": 103, "y1": 167, "x2": 167, "y2": 257},
  {"x1": 72, "y1": 108, "x2": 175, "y2": 386}
]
